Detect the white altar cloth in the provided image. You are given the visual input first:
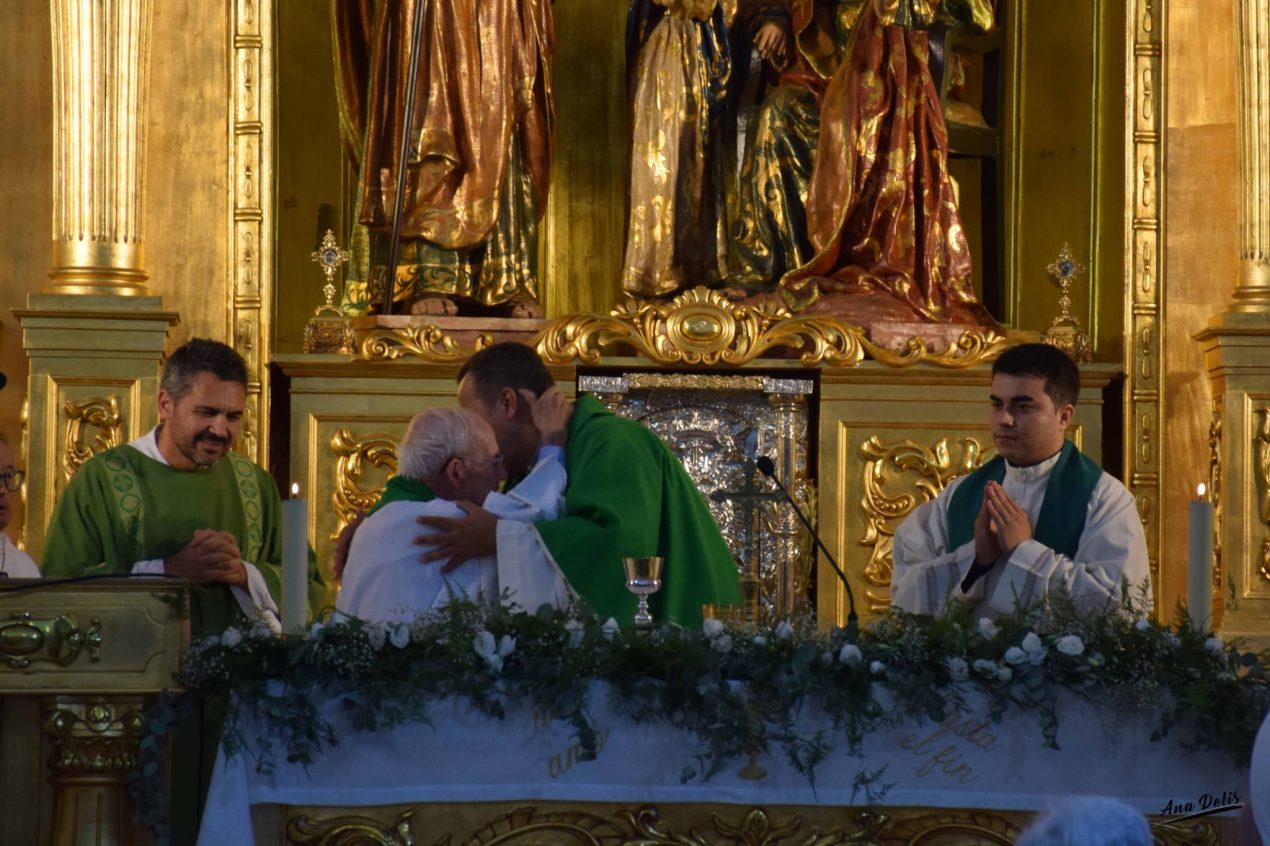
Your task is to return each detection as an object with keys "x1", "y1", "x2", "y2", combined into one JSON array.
[{"x1": 198, "y1": 685, "x2": 1246, "y2": 845}]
